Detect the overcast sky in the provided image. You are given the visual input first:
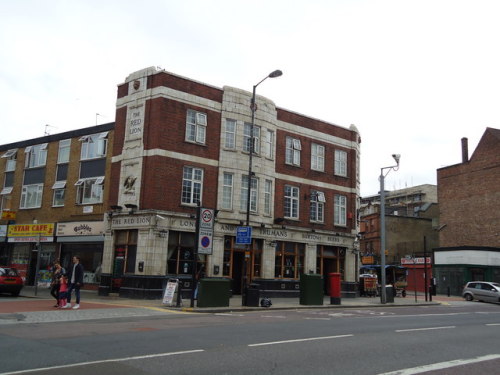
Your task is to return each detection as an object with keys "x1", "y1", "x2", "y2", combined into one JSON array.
[{"x1": 1, "y1": 0, "x2": 498, "y2": 196}]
